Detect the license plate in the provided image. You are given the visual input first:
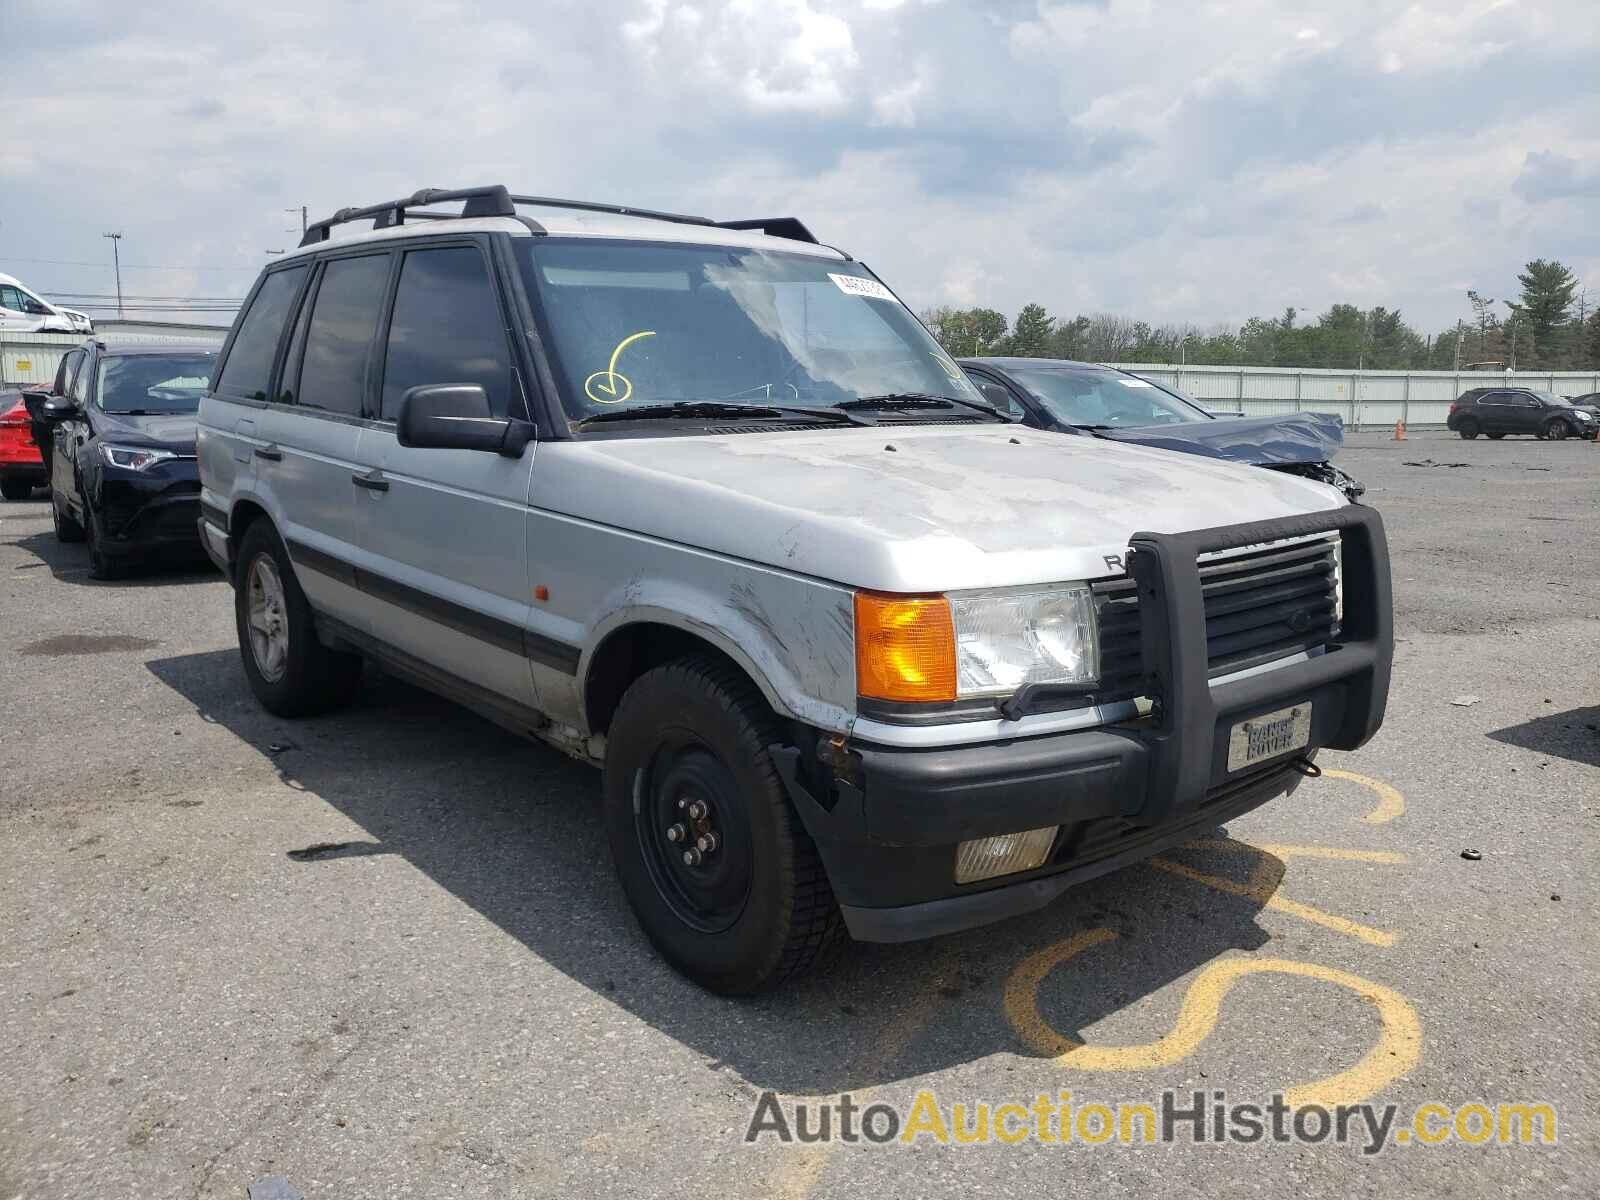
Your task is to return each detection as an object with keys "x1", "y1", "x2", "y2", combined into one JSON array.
[{"x1": 1227, "y1": 703, "x2": 1312, "y2": 771}]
